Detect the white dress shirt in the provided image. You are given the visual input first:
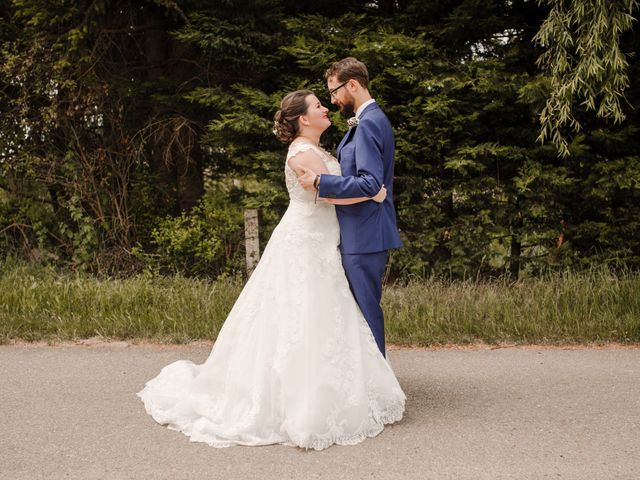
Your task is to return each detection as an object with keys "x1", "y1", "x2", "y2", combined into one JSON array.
[{"x1": 355, "y1": 98, "x2": 376, "y2": 119}]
